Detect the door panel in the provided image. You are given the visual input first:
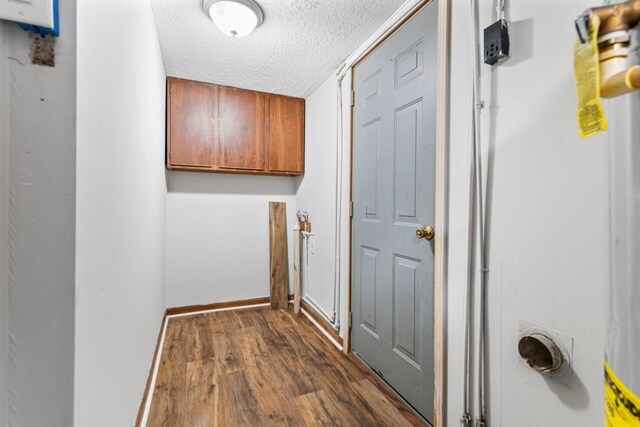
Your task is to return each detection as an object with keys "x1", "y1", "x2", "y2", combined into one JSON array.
[
  {"x1": 168, "y1": 79, "x2": 216, "y2": 168},
  {"x1": 395, "y1": 40, "x2": 425, "y2": 89},
  {"x1": 352, "y1": 2, "x2": 438, "y2": 421},
  {"x1": 361, "y1": 119, "x2": 381, "y2": 220},
  {"x1": 218, "y1": 86, "x2": 265, "y2": 171},
  {"x1": 393, "y1": 254, "x2": 421, "y2": 367},
  {"x1": 394, "y1": 100, "x2": 422, "y2": 223},
  {"x1": 266, "y1": 95, "x2": 304, "y2": 173},
  {"x1": 360, "y1": 246, "x2": 380, "y2": 337}
]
